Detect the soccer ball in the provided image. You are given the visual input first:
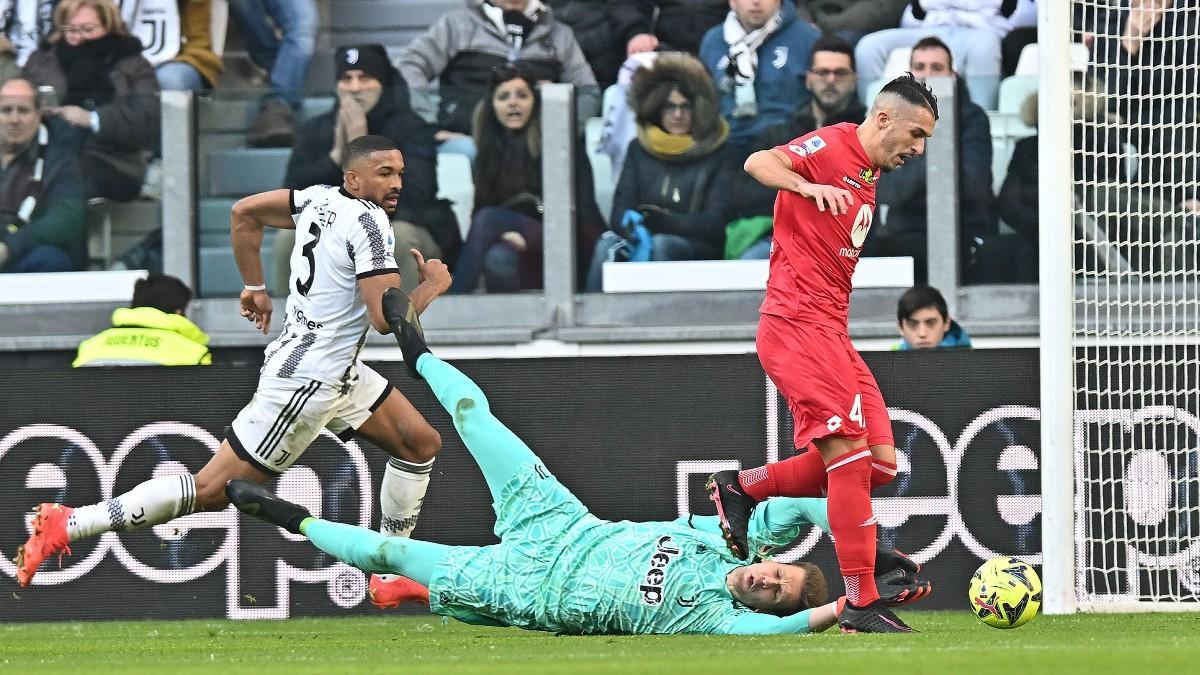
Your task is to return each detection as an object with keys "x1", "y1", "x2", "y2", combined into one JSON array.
[{"x1": 968, "y1": 556, "x2": 1042, "y2": 629}]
